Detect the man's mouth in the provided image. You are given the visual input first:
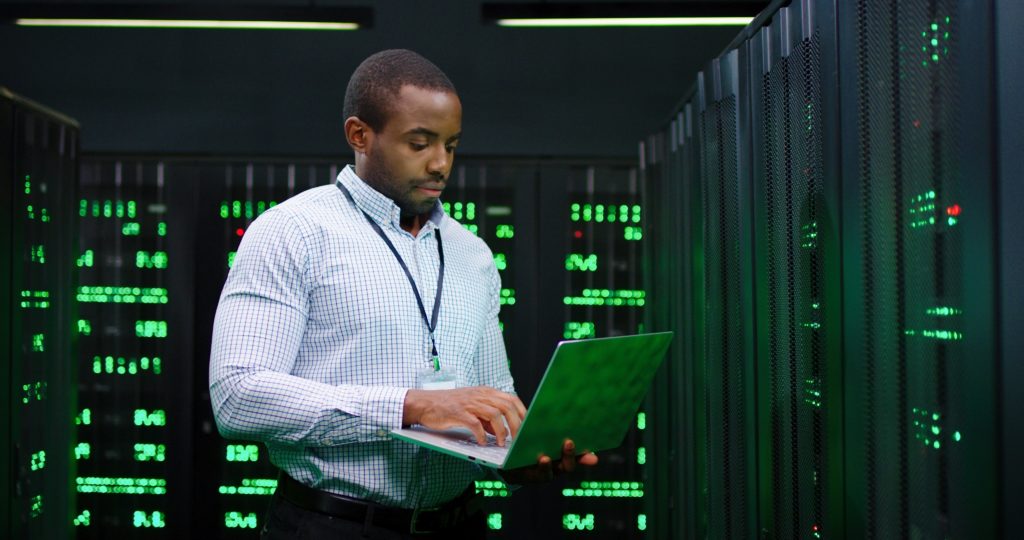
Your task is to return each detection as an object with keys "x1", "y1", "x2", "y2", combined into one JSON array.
[{"x1": 416, "y1": 184, "x2": 445, "y2": 197}]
